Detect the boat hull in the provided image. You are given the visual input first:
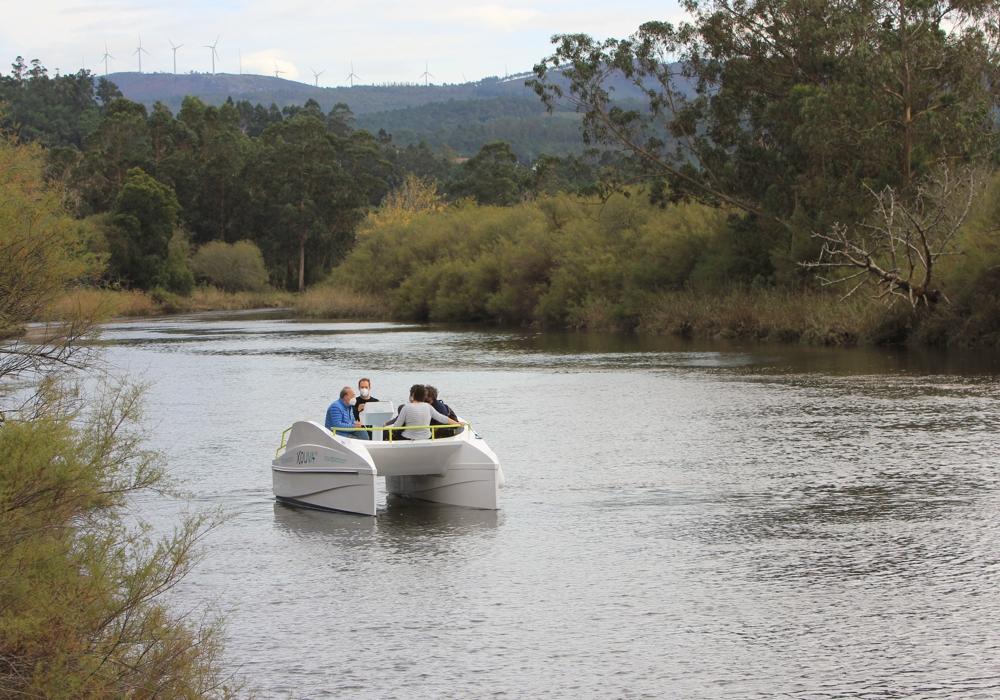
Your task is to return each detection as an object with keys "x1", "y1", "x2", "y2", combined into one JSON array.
[
  {"x1": 271, "y1": 421, "x2": 378, "y2": 515},
  {"x1": 272, "y1": 420, "x2": 503, "y2": 516}
]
